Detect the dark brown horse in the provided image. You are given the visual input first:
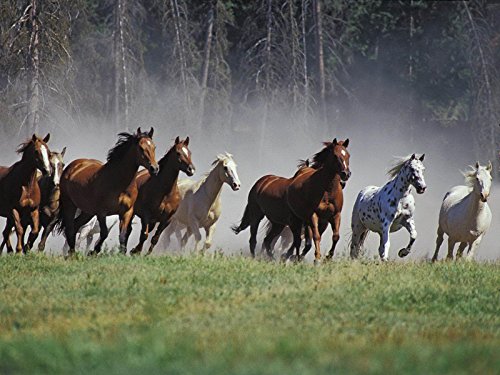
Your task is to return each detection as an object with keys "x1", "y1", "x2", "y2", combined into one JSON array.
[
  {"x1": 57, "y1": 127, "x2": 158, "y2": 256},
  {"x1": 0, "y1": 134, "x2": 52, "y2": 253},
  {"x1": 130, "y1": 136, "x2": 195, "y2": 255},
  {"x1": 232, "y1": 139, "x2": 350, "y2": 262}
]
